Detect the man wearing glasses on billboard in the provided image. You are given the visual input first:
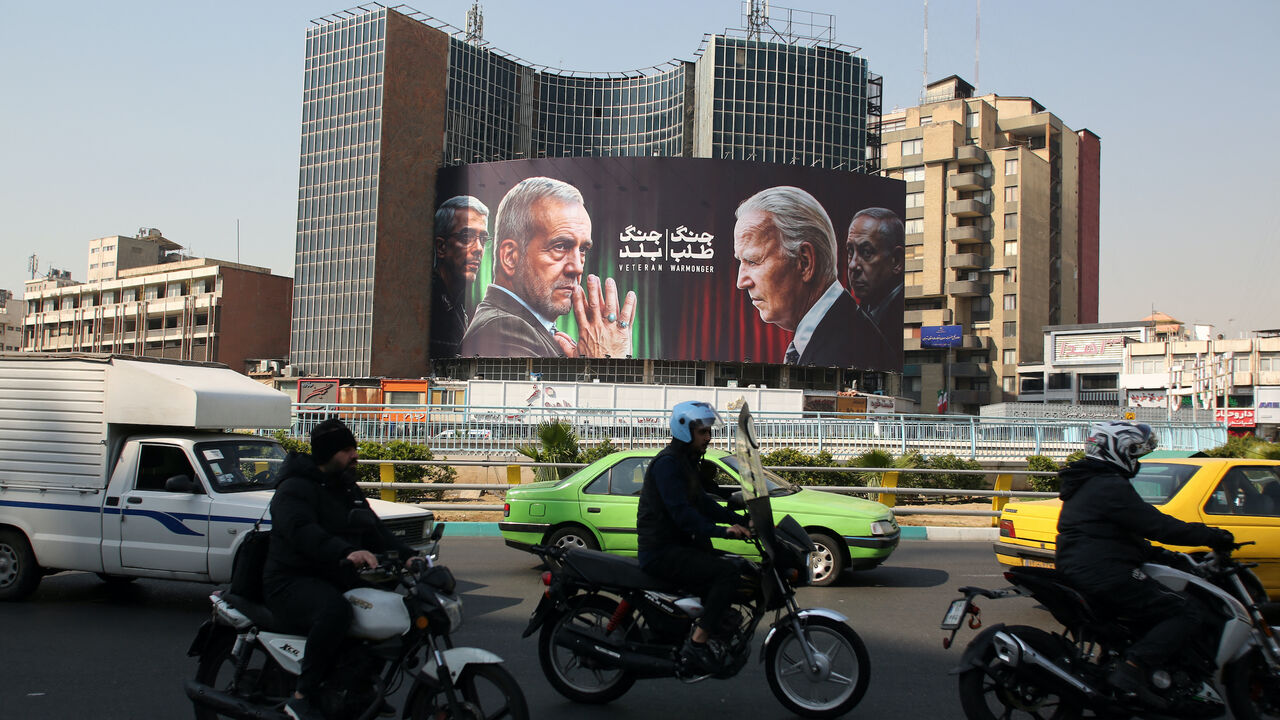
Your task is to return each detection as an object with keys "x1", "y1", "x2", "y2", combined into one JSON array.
[
  {"x1": 733, "y1": 186, "x2": 890, "y2": 369},
  {"x1": 429, "y1": 195, "x2": 489, "y2": 359},
  {"x1": 846, "y1": 207, "x2": 905, "y2": 345},
  {"x1": 459, "y1": 176, "x2": 637, "y2": 359}
]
